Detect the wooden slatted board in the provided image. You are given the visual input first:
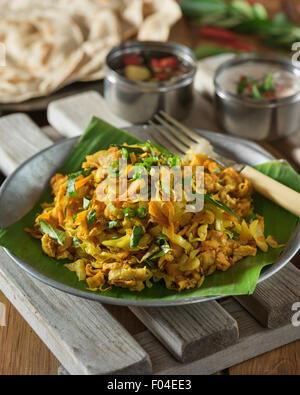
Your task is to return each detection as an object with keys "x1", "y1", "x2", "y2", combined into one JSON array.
[{"x1": 0, "y1": 90, "x2": 299, "y2": 375}]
